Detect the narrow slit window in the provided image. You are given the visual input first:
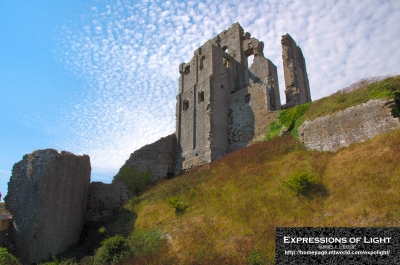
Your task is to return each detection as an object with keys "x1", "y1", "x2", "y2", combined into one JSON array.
[
  {"x1": 200, "y1": 56, "x2": 206, "y2": 70},
  {"x1": 198, "y1": 91, "x2": 204, "y2": 103},
  {"x1": 183, "y1": 99, "x2": 189, "y2": 111}
]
